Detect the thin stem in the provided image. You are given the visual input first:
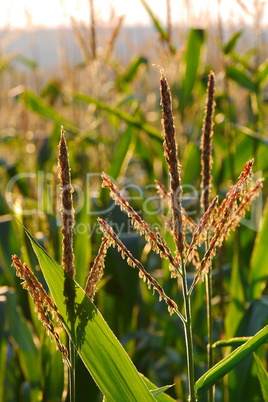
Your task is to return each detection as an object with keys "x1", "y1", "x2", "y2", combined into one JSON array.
[
  {"x1": 181, "y1": 260, "x2": 196, "y2": 402},
  {"x1": 69, "y1": 338, "x2": 76, "y2": 402},
  {"x1": 204, "y1": 223, "x2": 214, "y2": 402},
  {"x1": 205, "y1": 258, "x2": 213, "y2": 402},
  {"x1": 174, "y1": 308, "x2": 187, "y2": 324}
]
